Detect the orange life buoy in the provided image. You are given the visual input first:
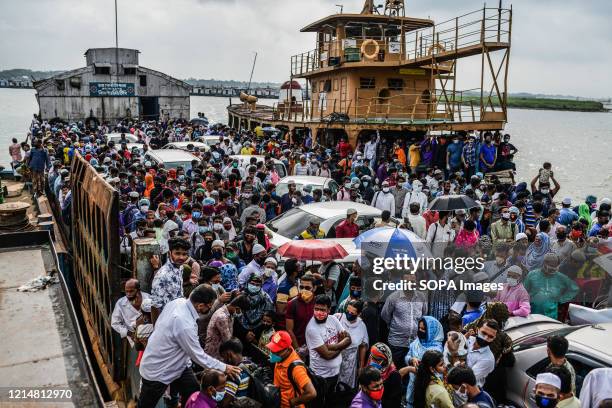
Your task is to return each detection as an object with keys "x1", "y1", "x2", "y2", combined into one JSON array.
[{"x1": 361, "y1": 39, "x2": 380, "y2": 60}]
